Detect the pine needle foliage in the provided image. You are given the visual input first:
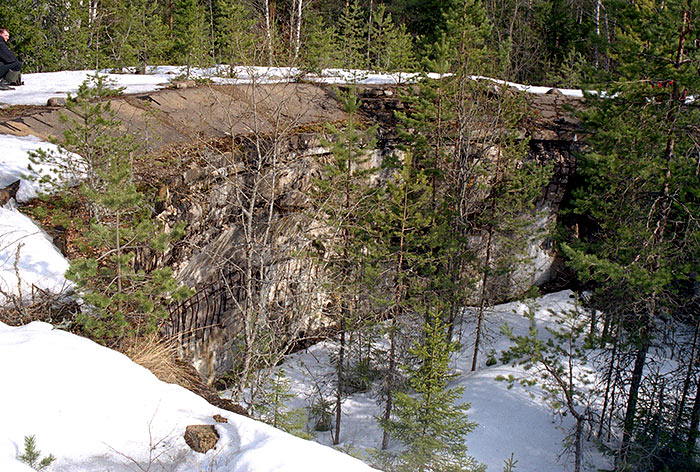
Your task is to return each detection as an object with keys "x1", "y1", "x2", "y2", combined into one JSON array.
[
  {"x1": 29, "y1": 74, "x2": 191, "y2": 347},
  {"x1": 17, "y1": 435, "x2": 55, "y2": 471},
  {"x1": 379, "y1": 309, "x2": 485, "y2": 472}
]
